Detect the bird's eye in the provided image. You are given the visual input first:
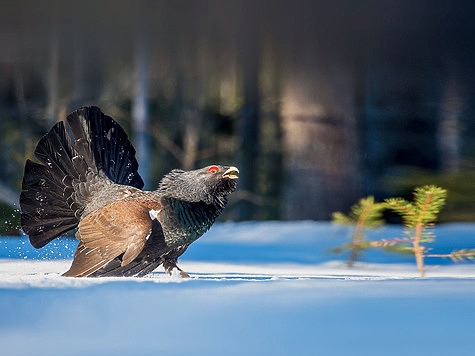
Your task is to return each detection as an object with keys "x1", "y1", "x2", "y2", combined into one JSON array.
[{"x1": 207, "y1": 166, "x2": 219, "y2": 174}]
